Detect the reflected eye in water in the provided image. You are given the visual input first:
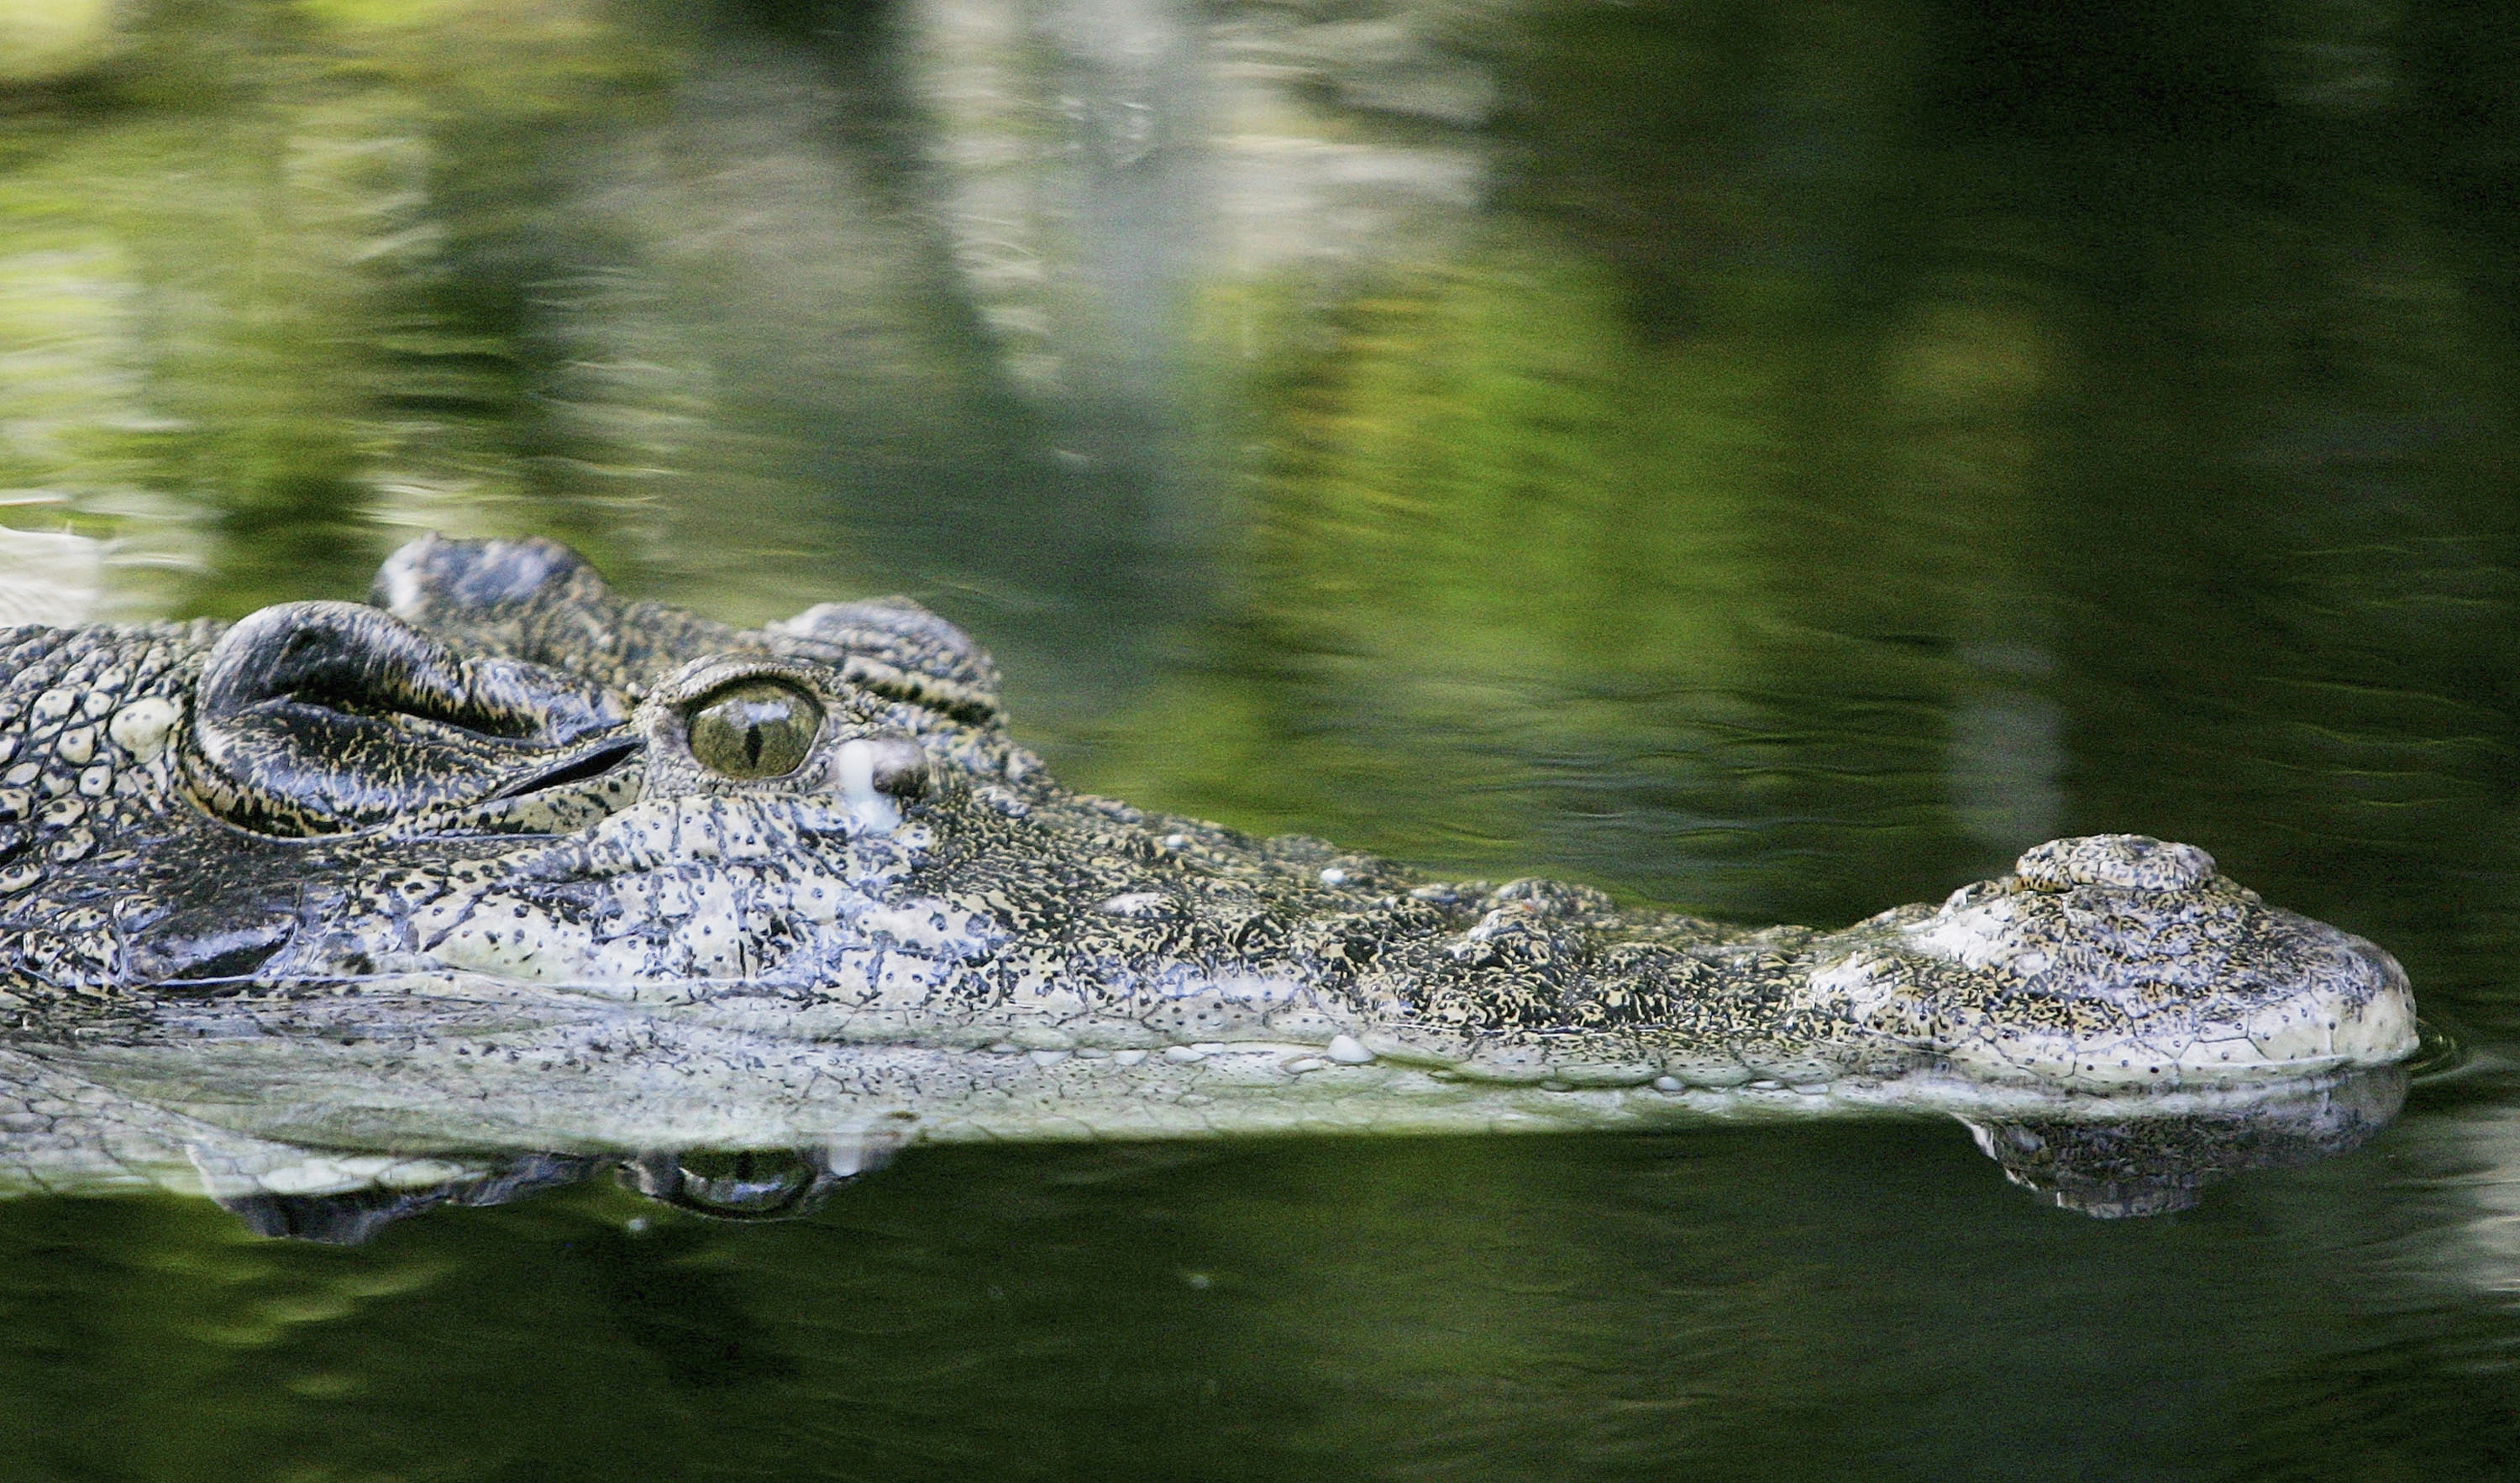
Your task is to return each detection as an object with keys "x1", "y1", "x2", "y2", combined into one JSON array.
[
  {"x1": 685, "y1": 679, "x2": 822, "y2": 779},
  {"x1": 621, "y1": 1148, "x2": 863, "y2": 1221}
]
